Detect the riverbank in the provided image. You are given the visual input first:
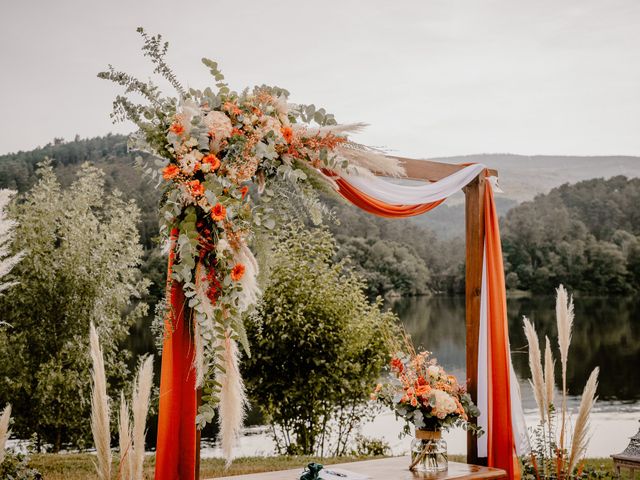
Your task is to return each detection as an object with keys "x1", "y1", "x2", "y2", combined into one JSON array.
[{"x1": 29, "y1": 454, "x2": 615, "y2": 479}]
